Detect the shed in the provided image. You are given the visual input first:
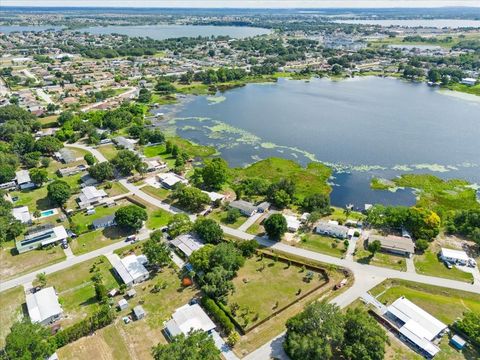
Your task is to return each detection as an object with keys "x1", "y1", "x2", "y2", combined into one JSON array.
[
  {"x1": 126, "y1": 289, "x2": 137, "y2": 298},
  {"x1": 118, "y1": 299, "x2": 128, "y2": 310},
  {"x1": 133, "y1": 305, "x2": 145, "y2": 320},
  {"x1": 450, "y1": 335, "x2": 466, "y2": 350}
]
